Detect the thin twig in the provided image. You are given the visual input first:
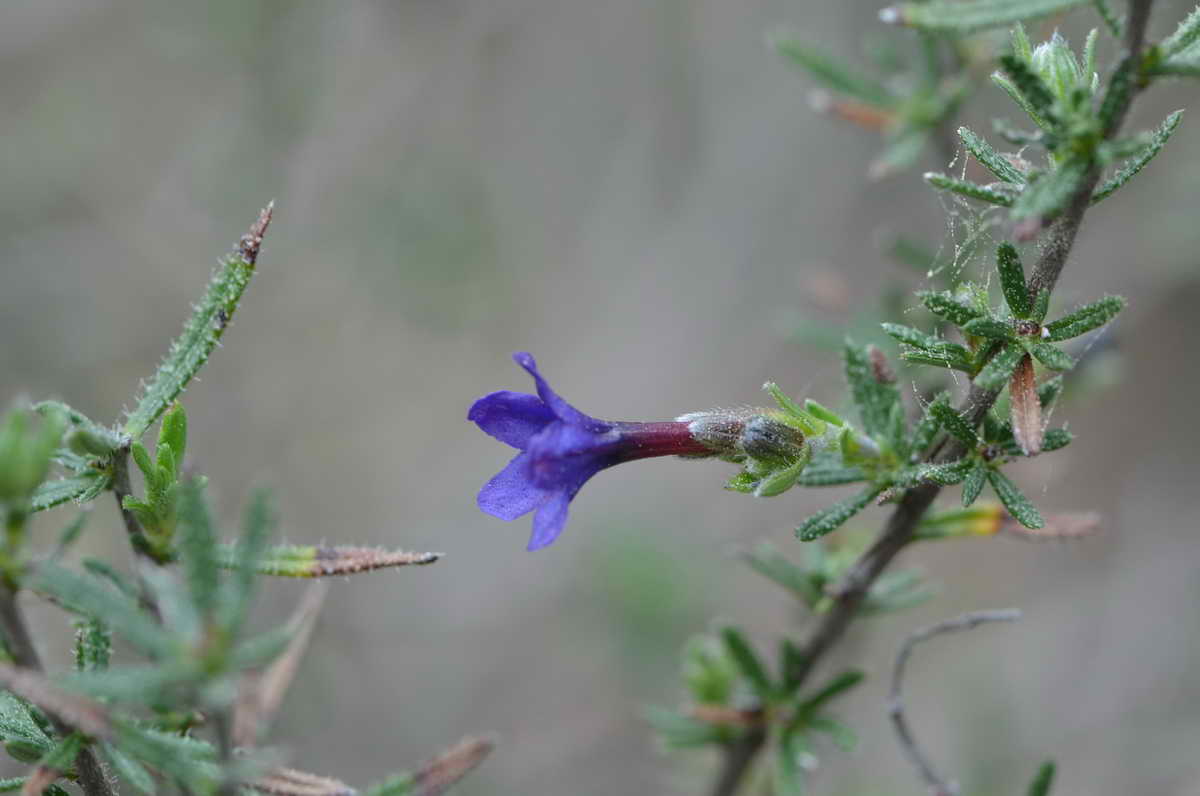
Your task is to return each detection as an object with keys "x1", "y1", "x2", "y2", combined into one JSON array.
[
  {"x1": 0, "y1": 588, "x2": 115, "y2": 796},
  {"x1": 709, "y1": 3, "x2": 1155, "y2": 791},
  {"x1": 888, "y1": 609, "x2": 1021, "y2": 795}
]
